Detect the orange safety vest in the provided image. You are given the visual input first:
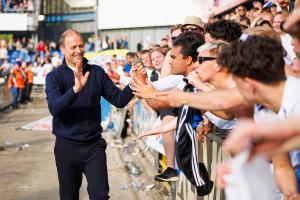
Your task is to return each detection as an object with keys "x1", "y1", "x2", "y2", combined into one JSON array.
[
  {"x1": 27, "y1": 70, "x2": 34, "y2": 84},
  {"x1": 8, "y1": 73, "x2": 13, "y2": 88},
  {"x1": 15, "y1": 70, "x2": 25, "y2": 89}
]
